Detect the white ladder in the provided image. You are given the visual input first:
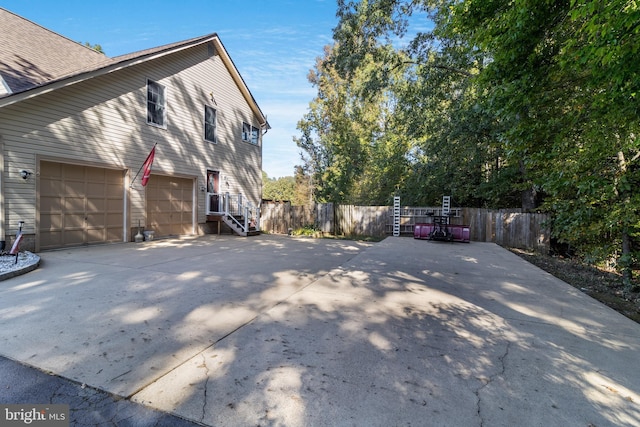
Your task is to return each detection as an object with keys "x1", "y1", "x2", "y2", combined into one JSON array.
[
  {"x1": 442, "y1": 196, "x2": 451, "y2": 216},
  {"x1": 393, "y1": 196, "x2": 401, "y2": 237}
]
